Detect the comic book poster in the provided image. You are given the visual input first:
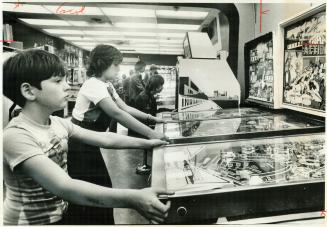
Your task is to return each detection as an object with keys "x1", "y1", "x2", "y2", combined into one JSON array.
[
  {"x1": 247, "y1": 35, "x2": 274, "y2": 104},
  {"x1": 283, "y1": 11, "x2": 326, "y2": 111}
]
